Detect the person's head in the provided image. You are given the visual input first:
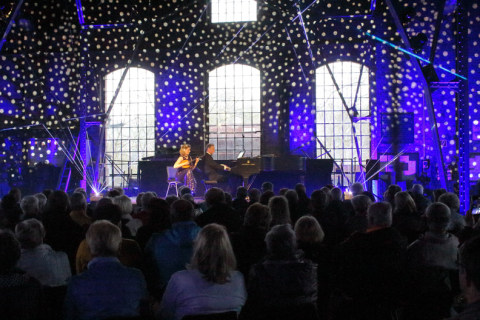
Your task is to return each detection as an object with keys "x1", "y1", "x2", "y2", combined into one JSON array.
[
  {"x1": 171, "y1": 199, "x2": 195, "y2": 222},
  {"x1": 107, "y1": 189, "x2": 121, "y2": 198},
  {"x1": 1, "y1": 194, "x2": 16, "y2": 211},
  {"x1": 433, "y1": 188, "x2": 447, "y2": 202},
  {"x1": 34, "y1": 193, "x2": 48, "y2": 212},
  {"x1": 190, "y1": 223, "x2": 236, "y2": 284},
  {"x1": 205, "y1": 187, "x2": 225, "y2": 207},
  {"x1": 262, "y1": 182, "x2": 274, "y2": 193},
  {"x1": 8, "y1": 188, "x2": 21, "y2": 203},
  {"x1": 224, "y1": 193, "x2": 233, "y2": 207},
  {"x1": 279, "y1": 188, "x2": 288, "y2": 196},
  {"x1": 438, "y1": 192, "x2": 460, "y2": 213},
  {"x1": 140, "y1": 192, "x2": 156, "y2": 208},
  {"x1": 411, "y1": 184, "x2": 424, "y2": 195},
  {"x1": 268, "y1": 196, "x2": 291, "y2": 227},
  {"x1": 179, "y1": 144, "x2": 191, "y2": 157},
  {"x1": 425, "y1": 202, "x2": 451, "y2": 233},
  {"x1": 330, "y1": 187, "x2": 343, "y2": 201},
  {"x1": 367, "y1": 202, "x2": 393, "y2": 229},
  {"x1": 112, "y1": 195, "x2": 133, "y2": 217},
  {"x1": 244, "y1": 203, "x2": 271, "y2": 230},
  {"x1": 236, "y1": 186, "x2": 248, "y2": 200},
  {"x1": 294, "y1": 183, "x2": 307, "y2": 196},
  {"x1": 351, "y1": 195, "x2": 372, "y2": 213},
  {"x1": 146, "y1": 198, "x2": 171, "y2": 230},
  {"x1": 206, "y1": 143, "x2": 215, "y2": 154},
  {"x1": 284, "y1": 190, "x2": 298, "y2": 205},
  {"x1": 248, "y1": 188, "x2": 261, "y2": 203},
  {"x1": 136, "y1": 192, "x2": 145, "y2": 208},
  {"x1": 320, "y1": 187, "x2": 331, "y2": 196},
  {"x1": 86, "y1": 220, "x2": 122, "y2": 258},
  {"x1": 20, "y1": 195, "x2": 39, "y2": 216},
  {"x1": 46, "y1": 190, "x2": 69, "y2": 214},
  {"x1": 70, "y1": 192, "x2": 87, "y2": 211},
  {"x1": 394, "y1": 191, "x2": 417, "y2": 214},
  {"x1": 265, "y1": 224, "x2": 297, "y2": 255},
  {"x1": 180, "y1": 187, "x2": 192, "y2": 196},
  {"x1": 458, "y1": 235, "x2": 480, "y2": 303},
  {"x1": 181, "y1": 193, "x2": 196, "y2": 206},
  {"x1": 73, "y1": 187, "x2": 88, "y2": 199},
  {"x1": 0, "y1": 229, "x2": 21, "y2": 274},
  {"x1": 96, "y1": 197, "x2": 113, "y2": 210},
  {"x1": 294, "y1": 216, "x2": 324, "y2": 244},
  {"x1": 350, "y1": 182, "x2": 364, "y2": 196},
  {"x1": 259, "y1": 190, "x2": 275, "y2": 206},
  {"x1": 311, "y1": 190, "x2": 328, "y2": 210},
  {"x1": 42, "y1": 189, "x2": 53, "y2": 199},
  {"x1": 93, "y1": 203, "x2": 122, "y2": 226},
  {"x1": 15, "y1": 218, "x2": 45, "y2": 249},
  {"x1": 165, "y1": 195, "x2": 179, "y2": 206}
]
